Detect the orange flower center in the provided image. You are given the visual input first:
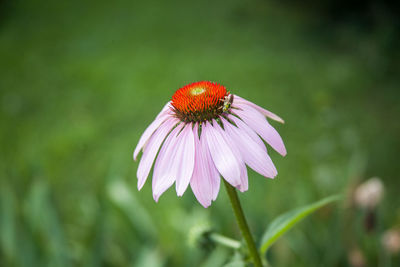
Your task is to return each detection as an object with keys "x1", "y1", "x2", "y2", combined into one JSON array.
[{"x1": 171, "y1": 81, "x2": 229, "y2": 122}]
